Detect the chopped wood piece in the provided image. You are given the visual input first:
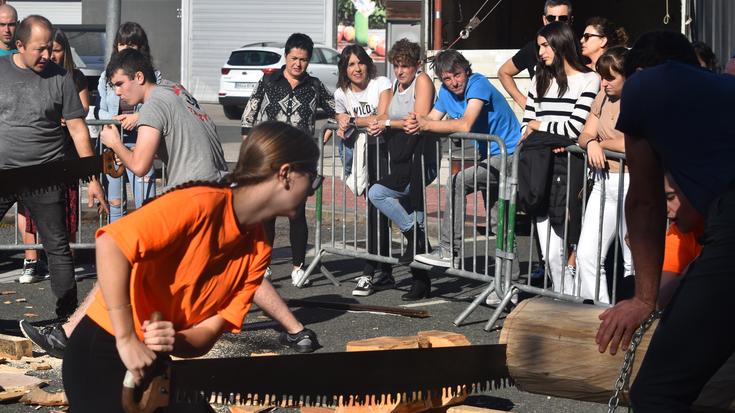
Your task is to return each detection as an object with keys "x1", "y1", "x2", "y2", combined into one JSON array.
[
  {"x1": 19, "y1": 387, "x2": 67, "y2": 406},
  {"x1": 0, "y1": 372, "x2": 45, "y2": 390},
  {"x1": 0, "y1": 334, "x2": 33, "y2": 360},
  {"x1": 15, "y1": 298, "x2": 27, "y2": 303},
  {"x1": 0, "y1": 364, "x2": 29, "y2": 374},
  {"x1": 418, "y1": 331, "x2": 471, "y2": 347},
  {"x1": 447, "y1": 406, "x2": 509, "y2": 413},
  {"x1": 250, "y1": 352, "x2": 278, "y2": 357},
  {"x1": 230, "y1": 406, "x2": 276, "y2": 413},
  {"x1": 23, "y1": 313, "x2": 39, "y2": 318},
  {"x1": 0, "y1": 291, "x2": 16, "y2": 295},
  {"x1": 345, "y1": 336, "x2": 419, "y2": 352},
  {"x1": 0, "y1": 387, "x2": 27, "y2": 403},
  {"x1": 32, "y1": 363, "x2": 52, "y2": 371},
  {"x1": 3, "y1": 301, "x2": 11, "y2": 304},
  {"x1": 301, "y1": 407, "x2": 335, "y2": 413}
]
